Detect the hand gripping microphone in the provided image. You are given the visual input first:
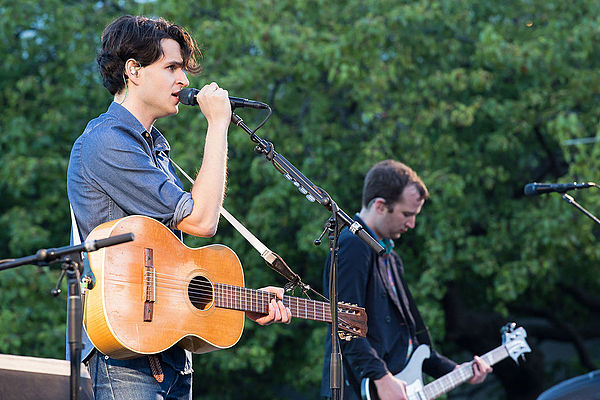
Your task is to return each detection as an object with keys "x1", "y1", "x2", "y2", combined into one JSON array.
[
  {"x1": 178, "y1": 88, "x2": 269, "y2": 109},
  {"x1": 523, "y1": 182, "x2": 596, "y2": 196}
]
